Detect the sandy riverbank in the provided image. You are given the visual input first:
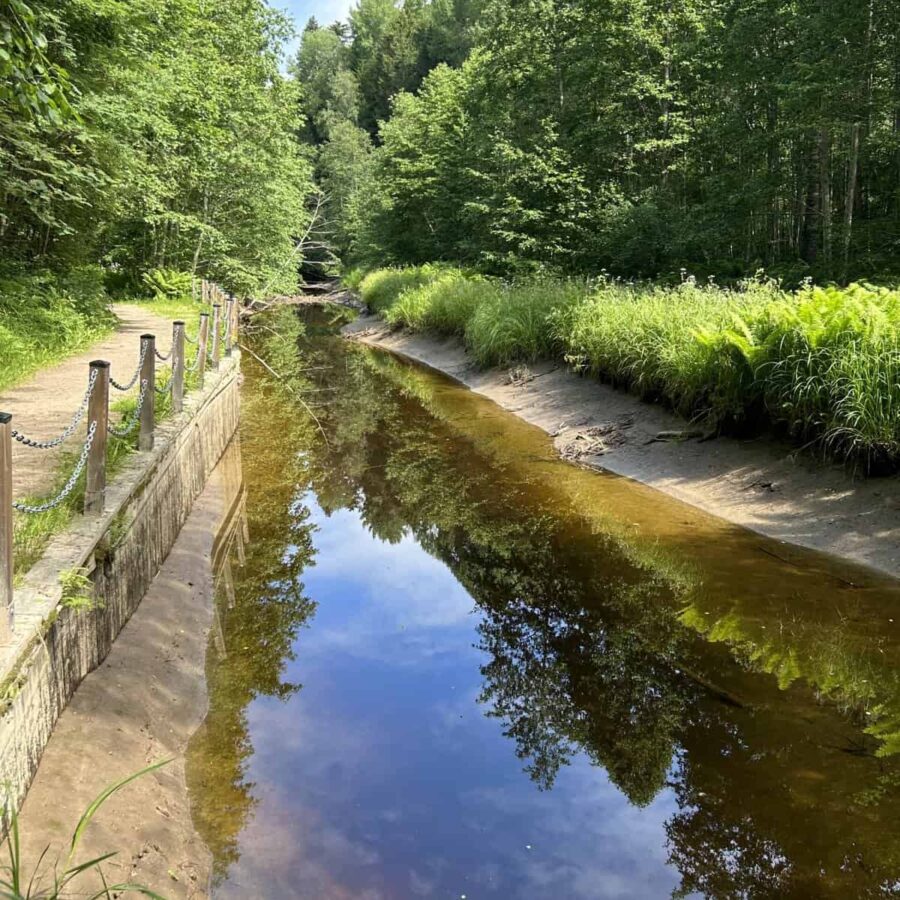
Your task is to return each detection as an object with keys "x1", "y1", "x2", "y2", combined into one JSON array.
[
  {"x1": 345, "y1": 315, "x2": 900, "y2": 580},
  {"x1": 9, "y1": 457, "x2": 235, "y2": 898}
]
